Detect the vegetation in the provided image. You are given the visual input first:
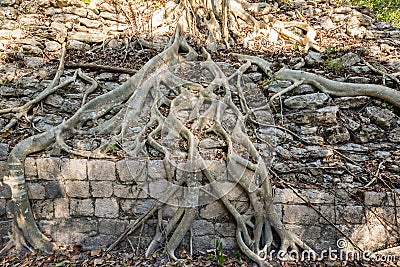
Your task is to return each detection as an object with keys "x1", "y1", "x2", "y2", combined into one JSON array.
[{"x1": 341, "y1": 0, "x2": 400, "y2": 26}]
